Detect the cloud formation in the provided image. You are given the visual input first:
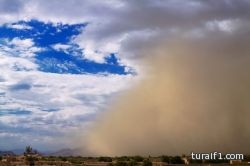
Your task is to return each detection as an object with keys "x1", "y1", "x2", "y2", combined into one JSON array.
[
  {"x1": 85, "y1": 35, "x2": 250, "y2": 155},
  {"x1": 81, "y1": 0, "x2": 250, "y2": 156},
  {"x1": 0, "y1": 20, "x2": 133, "y2": 150}
]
